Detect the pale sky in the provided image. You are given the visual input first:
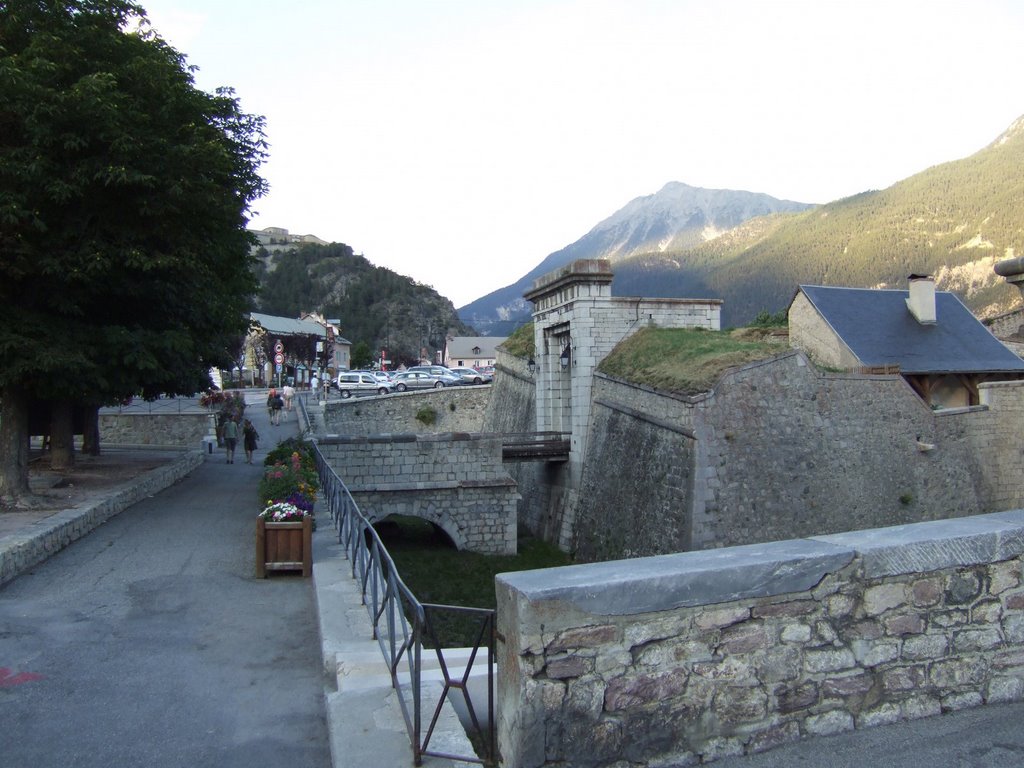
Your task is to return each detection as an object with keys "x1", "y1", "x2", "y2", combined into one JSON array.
[{"x1": 141, "y1": 0, "x2": 1024, "y2": 308}]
